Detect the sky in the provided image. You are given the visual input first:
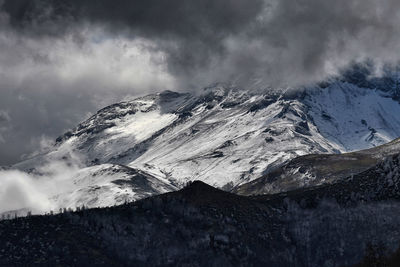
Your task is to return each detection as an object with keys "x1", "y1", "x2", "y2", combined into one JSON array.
[{"x1": 1, "y1": 0, "x2": 400, "y2": 165}]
